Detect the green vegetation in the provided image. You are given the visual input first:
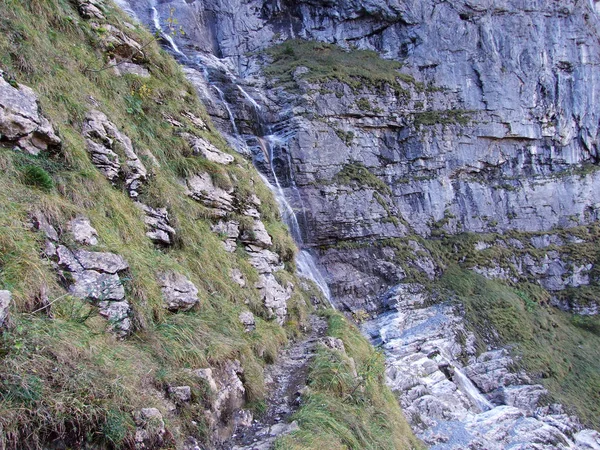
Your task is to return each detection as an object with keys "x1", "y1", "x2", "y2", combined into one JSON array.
[
  {"x1": 0, "y1": 1, "x2": 419, "y2": 448},
  {"x1": 0, "y1": 0, "x2": 315, "y2": 447},
  {"x1": 412, "y1": 109, "x2": 473, "y2": 127},
  {"x1": 264, "y1": 40, "x2": 408, "y2": 93},
  {"x1": 275, "y1": 311, "x2": 422, "y2": 450},
  {"x1": 333, "y1": 162, "x2": 391, "y2": 195},
  {"x1": 440, "y1": 266, "x2": 600, "y2": 428}
]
